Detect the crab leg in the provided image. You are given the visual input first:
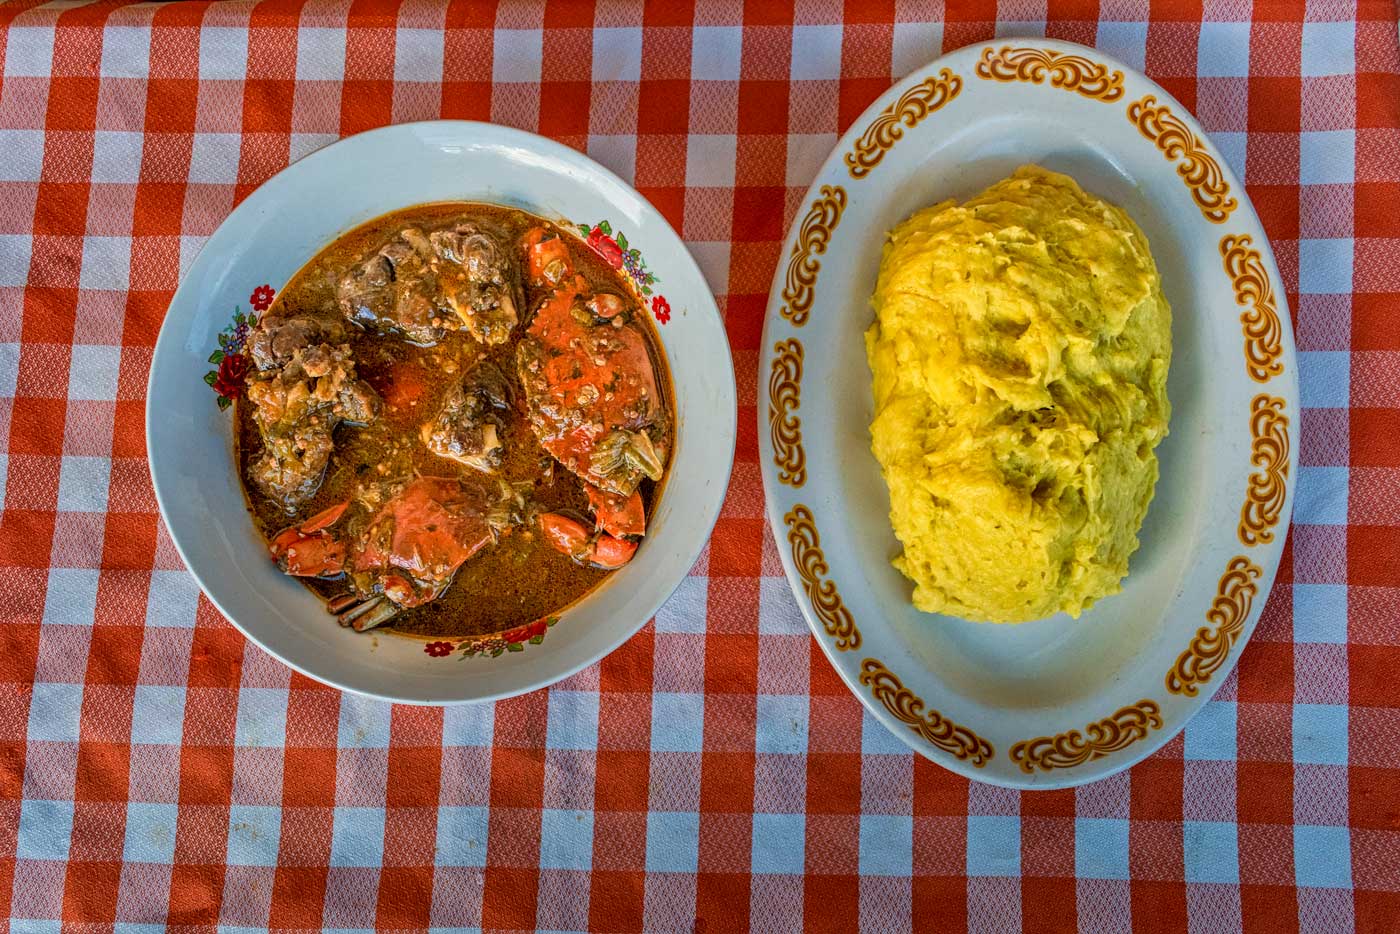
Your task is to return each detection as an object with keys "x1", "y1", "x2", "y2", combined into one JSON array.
[{"x1": 328, "y1": 593, "x2": 401, "y2": 632}]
